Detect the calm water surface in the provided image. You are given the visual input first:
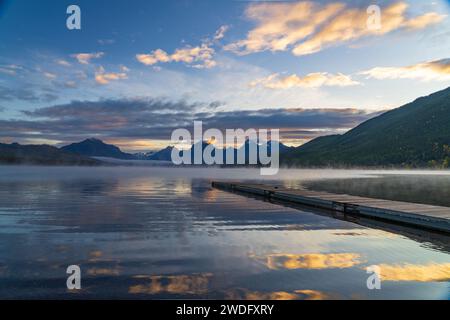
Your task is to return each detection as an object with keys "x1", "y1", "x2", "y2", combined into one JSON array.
[{"x1": 0, "y1": 166, "x2": 448, "y2": 299}]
